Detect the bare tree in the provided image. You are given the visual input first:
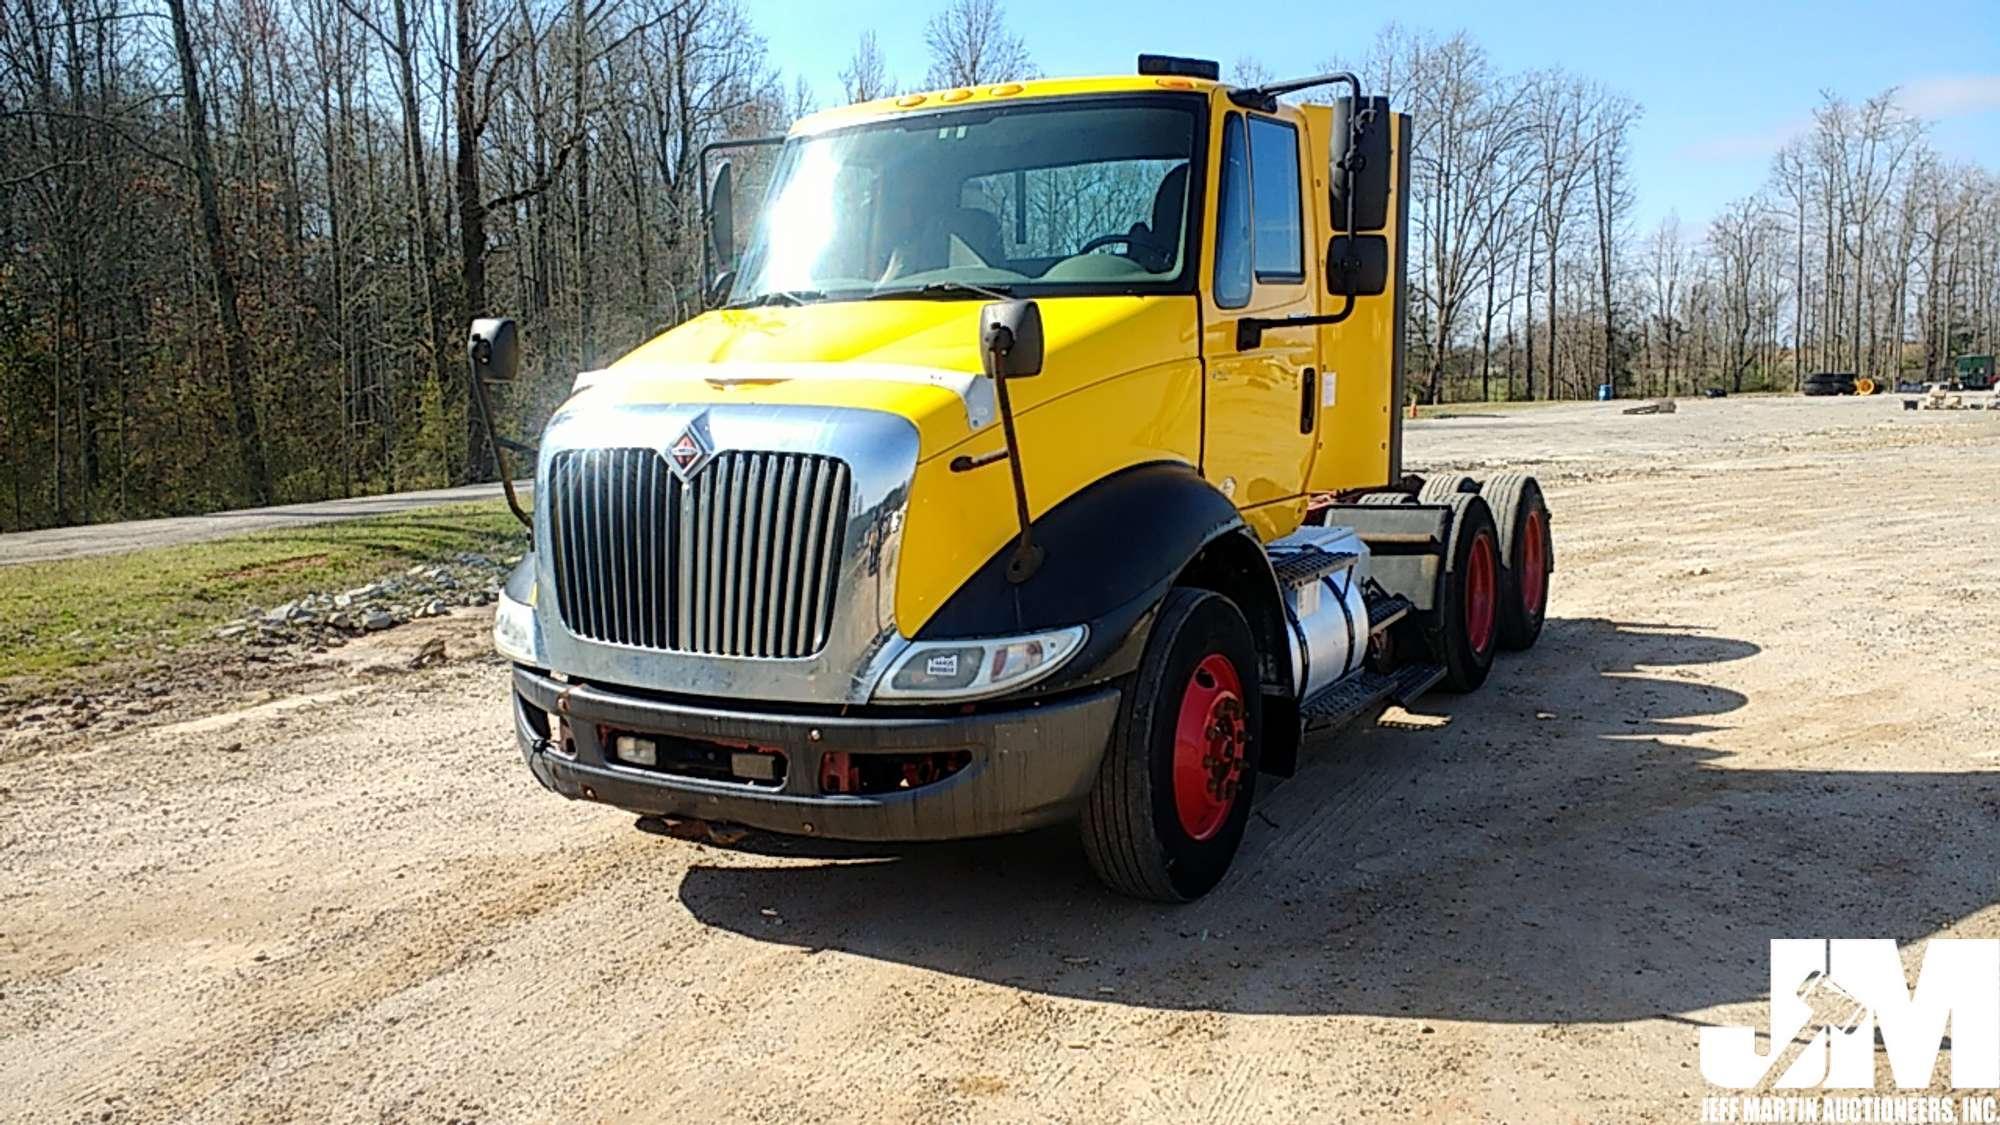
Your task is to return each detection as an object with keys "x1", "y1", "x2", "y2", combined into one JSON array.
[
  {"x1": 1588, "y1": 92, "x2": 1639, "y2": 395},
  {"x1": 840, "y1": 30, "x2": 893, "y2": 102},
  {"x1": 1524, "y1": 73, "x2": 1600, "y2": 399},
  {"x1": 1769, "y1": 137, "x2": 1812, "y2": 389},
  {"x1": 1709, "y1": 197, "x2": 1775, "y2": 392},
  {"x1": 1229, "y1": 56, "x2": 1272, "y2": 87},
  {"x1": 1643, "y1": 216, "x2": 1689, "y2": 396},
  {"x1": 922, "y1": 0, "x2": 1032, "y2": 88},
  {"x1": 169, "y1": 0, "x2": 272, "y2": 503},
  {"x1": 1391, "y1": 33, "x2": 1535, "y2": 402}
]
